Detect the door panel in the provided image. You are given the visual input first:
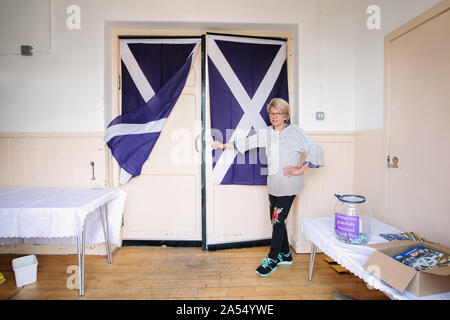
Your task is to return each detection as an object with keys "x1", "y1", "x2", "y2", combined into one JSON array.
[
  {"x1": 387, "y1": 8, "x2": 450, "y2": 246},
  {"x1": 204, "y1": 34, "x2": 294, "y2": 246},
  {"x1": 210, "y1": 185, "x2": 272, "y2": 243},
  {"x1": 121, "y1": 46, "x2": 202, "y2": 241},
  {"x1": 122, "y1": 174, "x2": 199, "y2": 238}
]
